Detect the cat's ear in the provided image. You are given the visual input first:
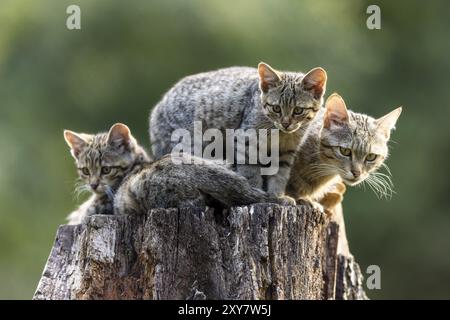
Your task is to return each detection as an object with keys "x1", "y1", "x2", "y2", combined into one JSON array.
[
  {"x1": 376, "y1": 107, "x2": 402, "y2": 139},
  {"x1": 301, "y1": 67, "x2": 327, "y2": 99},
  {"x1": 258, "y1": 62, "x2": 282, "y2": 92},
  {"x1": 64, "y1": 130, "x2": 87, "y2": 159},
  {"x1": 324, "y1": 93, "x2": 349, "y2": 128},
  {"x1": 107, "y1": 123, "x2": 131, "y2": 148}
]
